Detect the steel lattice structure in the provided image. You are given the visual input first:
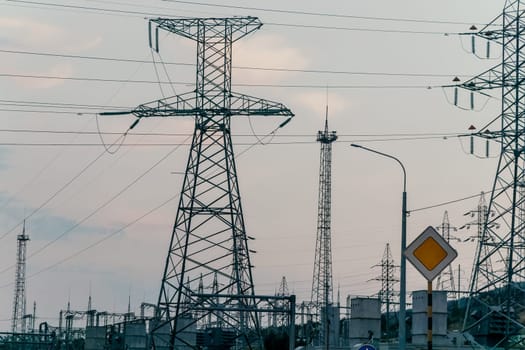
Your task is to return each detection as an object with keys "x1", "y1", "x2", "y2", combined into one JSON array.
[
  {"x1": 455, "y1": 2, "x2": 525, "y2": 348},
  {"x1": 371, "y1": 243, "x2": 398, "y2": 338},
  {"x1": 105, "y1": 17, "x2": 295, "y2": 350},
  {"x1": 435, "y1": 211, "x2": 457, "y2": 295},
  {"x1": 12, "y1": 221, "x2": 29, "y2": 333},
  {"x1": 310, "y1": 114, "x2": 337, "y2": 347}
]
